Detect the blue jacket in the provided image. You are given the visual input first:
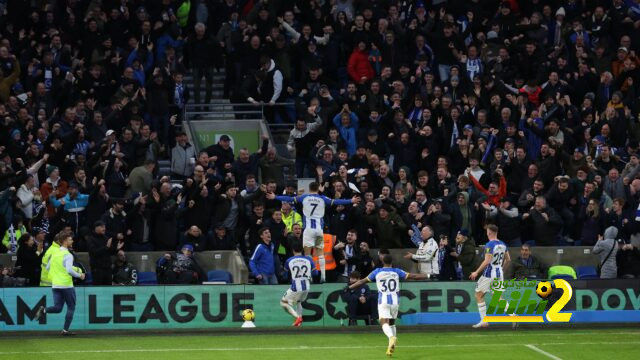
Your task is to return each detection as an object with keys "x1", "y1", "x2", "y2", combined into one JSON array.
[
  {"x1": 333, "y1": 112, "x2": 359, "y2": 156},
  {"x1": 249, "y1": 241, "x2": 276, "y2": 277}
]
